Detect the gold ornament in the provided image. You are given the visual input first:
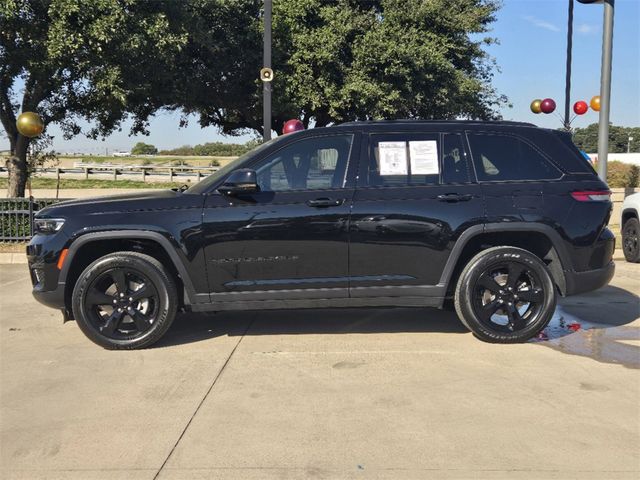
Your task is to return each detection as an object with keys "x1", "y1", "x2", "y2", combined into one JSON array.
[{"x1": 16, "y1": 112, "x2": 44, "y2": 137}]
